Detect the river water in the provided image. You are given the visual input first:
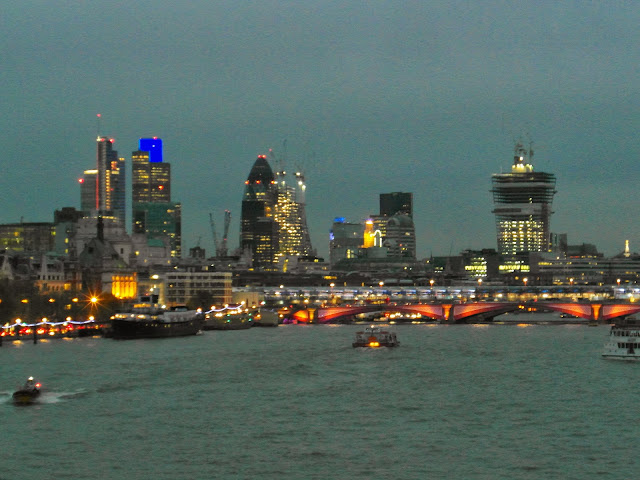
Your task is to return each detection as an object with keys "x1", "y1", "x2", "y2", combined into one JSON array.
[{"x1": 1, "y1": 316, "x2": 638, "y2": 479}]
